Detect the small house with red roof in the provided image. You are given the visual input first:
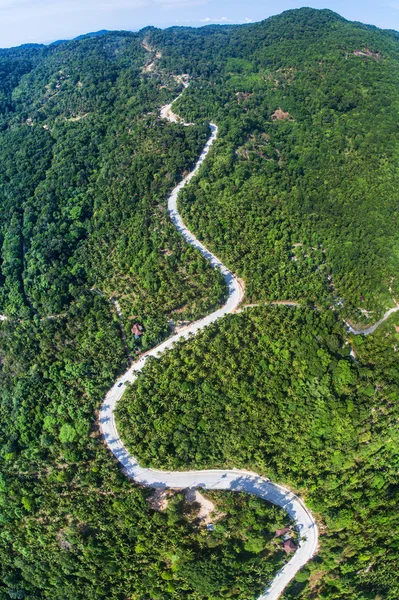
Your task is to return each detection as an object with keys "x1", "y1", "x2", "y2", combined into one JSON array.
[
  {"x1": 283, "y1": 539, "x2": 297, "y2": 554},
  {"x1": 275, "y1": 527, "x2": 290, "y2": 538},
  {"x1": 131, "y1": 323, "x2": 144, "y2": 338}
]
